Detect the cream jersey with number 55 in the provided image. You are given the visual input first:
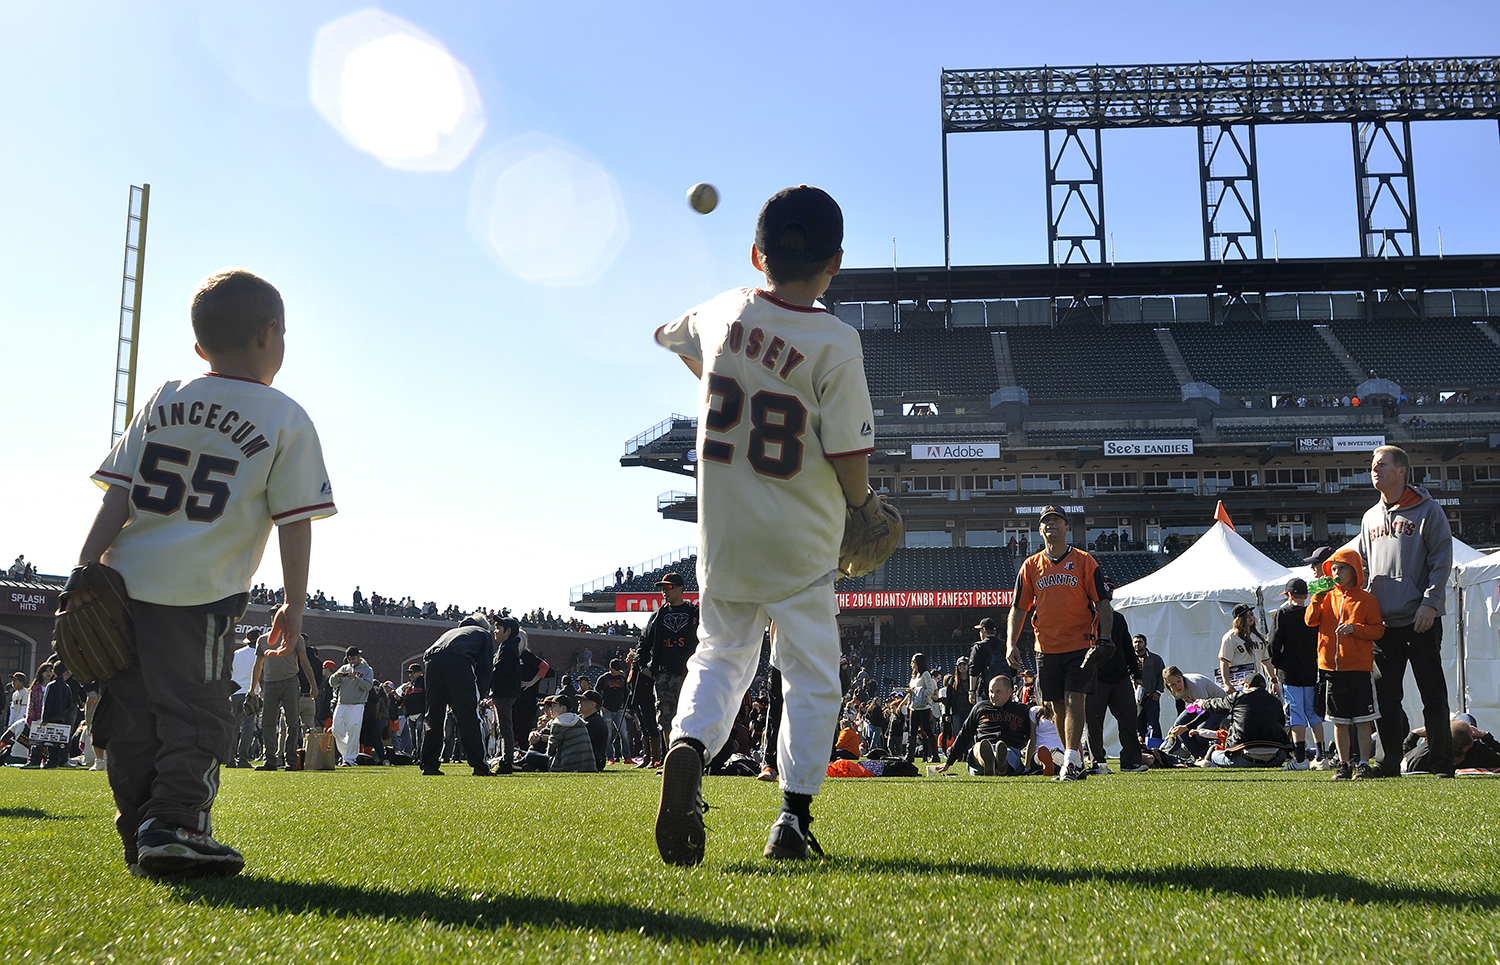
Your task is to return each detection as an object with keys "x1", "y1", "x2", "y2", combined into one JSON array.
[
  {"x1": 92, "y1": 372, "x2": 336, "y2": 607},
  {"x1": 656, "y1": 288, "x2": 874, "y2": 604}
]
